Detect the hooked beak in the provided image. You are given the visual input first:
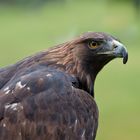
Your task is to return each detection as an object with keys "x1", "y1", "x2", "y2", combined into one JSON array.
[
  {"x1": 98, "y1": 39, "x2": 128, "y2": 64},
  {"x1": 112, "y1": 40, "x2": 128, "y2": 64}
]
